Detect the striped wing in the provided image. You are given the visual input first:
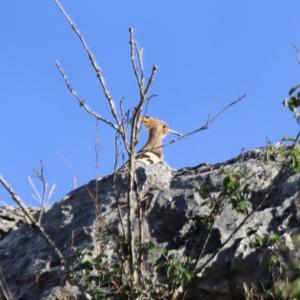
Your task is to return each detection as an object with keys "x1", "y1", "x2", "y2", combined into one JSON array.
[{"x1": 136, "y1": 151, "x2": 162, "y2": 165}]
